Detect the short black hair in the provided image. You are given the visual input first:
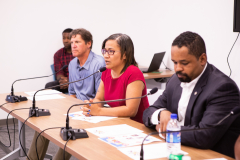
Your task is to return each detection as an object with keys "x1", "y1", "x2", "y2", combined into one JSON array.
[
  {"x1": 102, "y1": 33, "x2": 138, "y2": 73},
  {"x1": 62, "y1": 28, "x2": 73, "y2": 34},
  {"x1": 172, "y1": 31, "x2": 206, "y2": 59}
]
